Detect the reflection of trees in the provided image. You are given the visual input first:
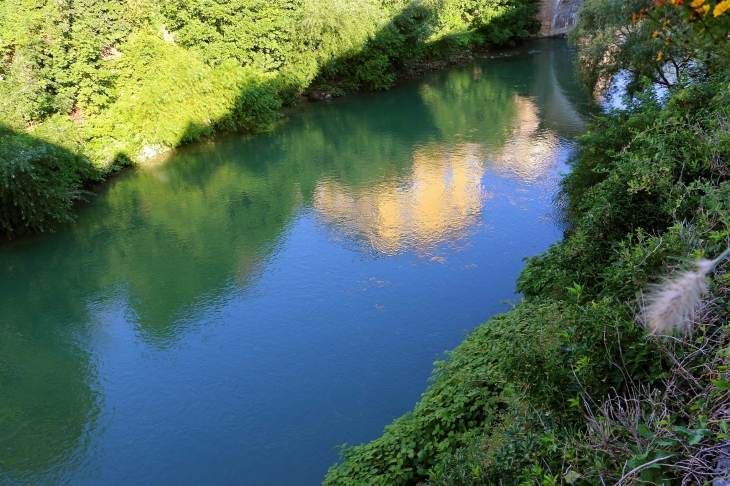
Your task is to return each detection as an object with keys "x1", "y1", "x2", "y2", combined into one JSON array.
[
  {"x1": 0, "y1": 87, "x2": 441, "y2": 480},
  {"x1": 420, "y1": 38, "x2": 594, "y2": 144},
  {"x1": 78, "y1": 90, "x2": 440, "y2": 341},
  {"x1": 0, "y1": 102, "x2": 428, "y2": 481},
  {"x1": 311, "y1": 59, "x2": 517, "y2": 255},
  {"x1": 0, "y1": 281, "x2": 99, "y2": 484},
  {"x1": 528, "y1": 40, "x2": 590, "y2": 136},
  {"x1": 417, "y1": 64, "x2": 519, "y2": 145}
]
